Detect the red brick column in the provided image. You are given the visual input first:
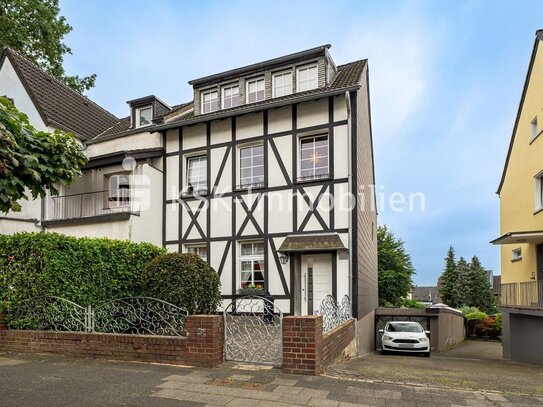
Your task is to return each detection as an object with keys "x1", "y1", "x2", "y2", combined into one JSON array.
[
  {"x1": 185, "y1": 315, "x2": 224, "y2": 368},
  {"x1": 282, "y1": 315, "x2": 323, "y2": 375}
]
